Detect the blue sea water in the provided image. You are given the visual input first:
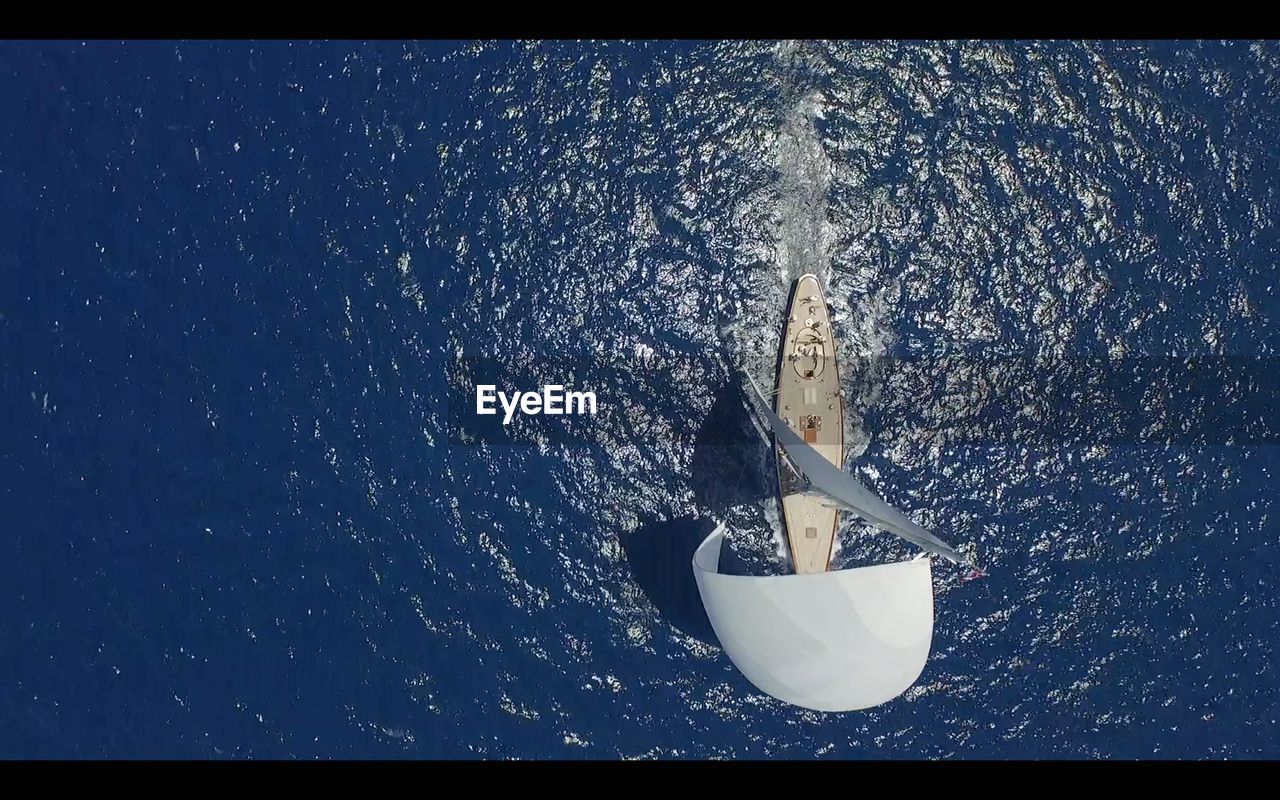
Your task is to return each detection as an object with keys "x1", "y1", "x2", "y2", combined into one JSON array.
[{"x1": 2, "y1": 40, "x2": 1280, "y2": 758}]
